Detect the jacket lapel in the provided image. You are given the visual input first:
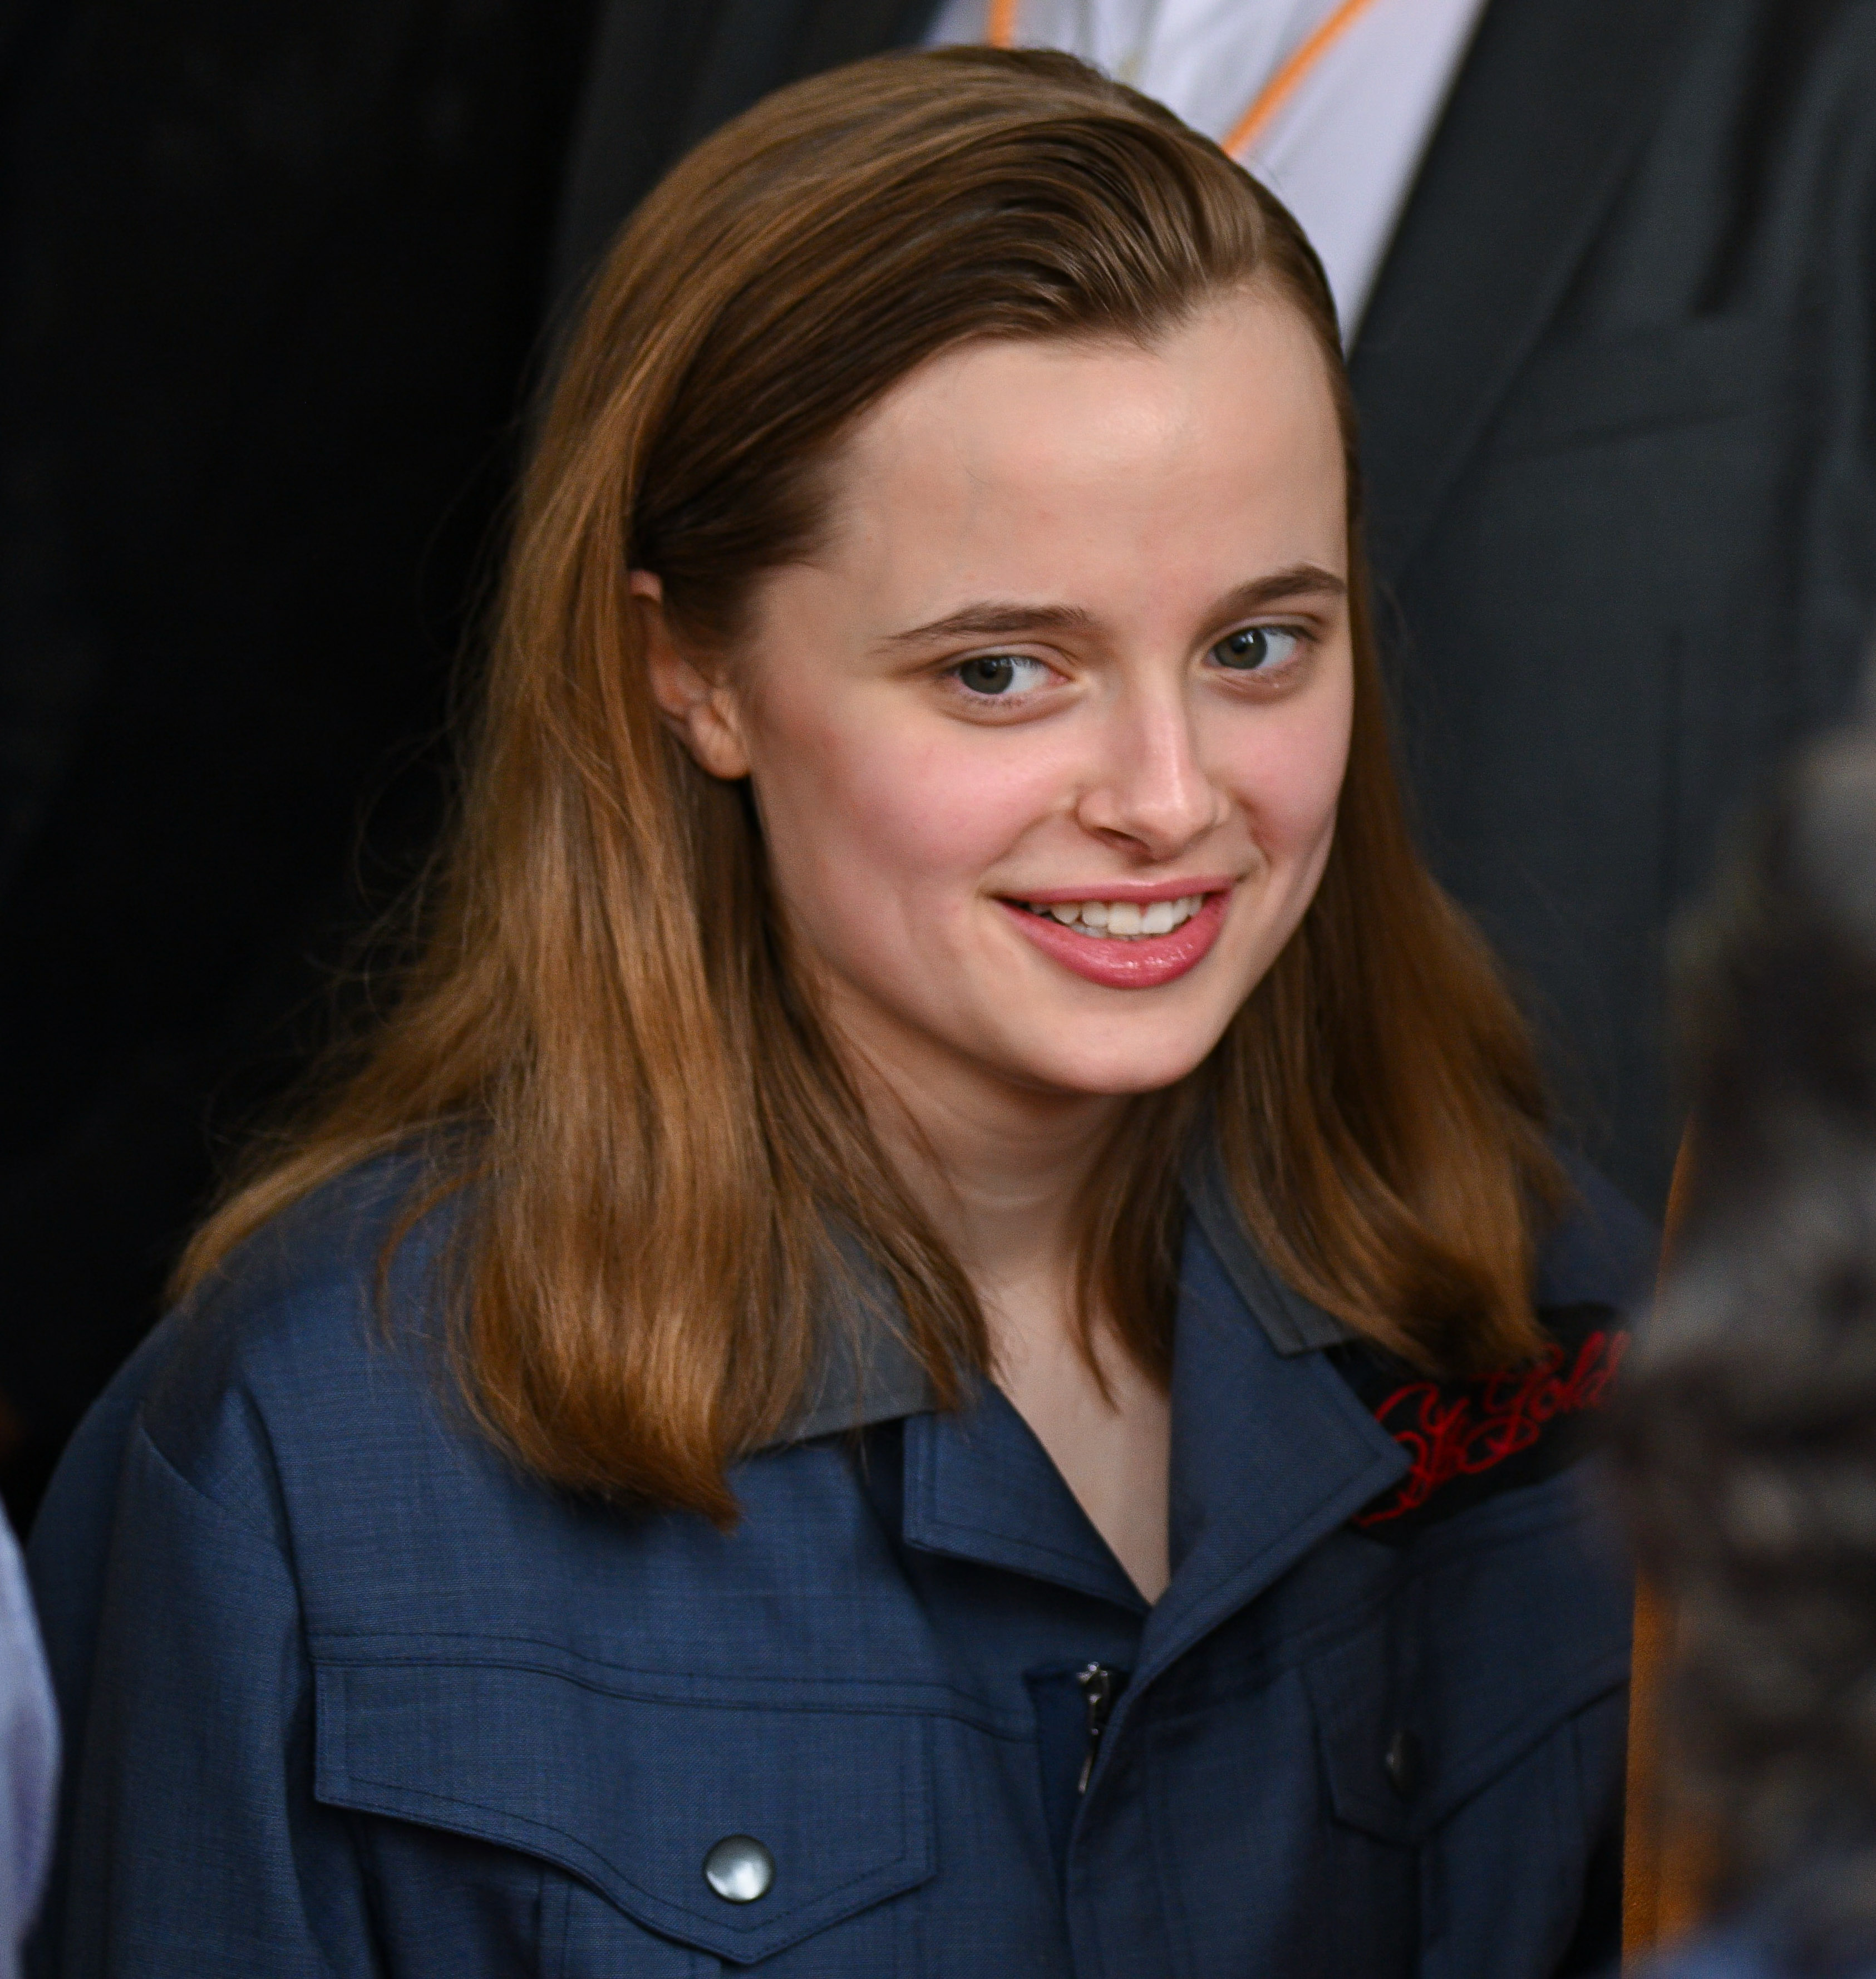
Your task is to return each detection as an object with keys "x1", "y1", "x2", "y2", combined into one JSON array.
[
  {"x1": 1134, "y1": 1220, "x2": 1408, "y2": 1691},
  {"x1": 900, "y1": 1391, "x2": 1148, "y2": 1611},
  {"x1": 1350, "y1": 0, "x2": 1697, "y2": 587}
]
